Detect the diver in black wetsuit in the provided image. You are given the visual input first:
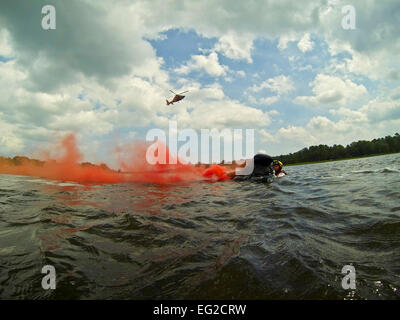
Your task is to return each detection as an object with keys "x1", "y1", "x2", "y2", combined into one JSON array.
[{"x1": 230, "y1": 154, "x2": 274, "y2": 181}]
